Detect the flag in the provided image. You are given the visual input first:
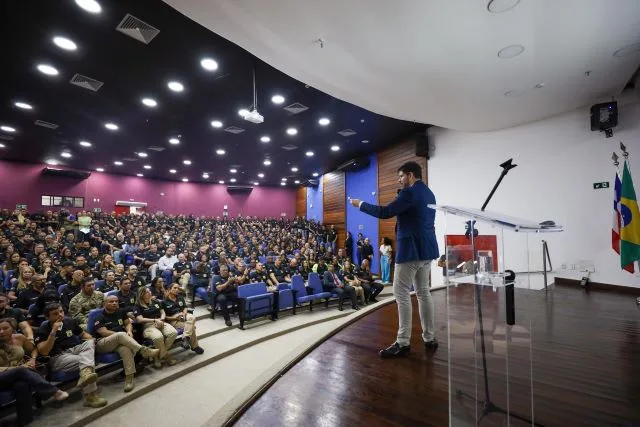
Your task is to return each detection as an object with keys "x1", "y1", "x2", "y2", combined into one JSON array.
[
  {"x1": 613, "y1": 171, "x2": 634, "y2": 272},
  {"x1": 619, "y1": 160, "x2": 640, "y2": 268}
]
